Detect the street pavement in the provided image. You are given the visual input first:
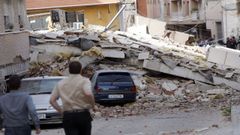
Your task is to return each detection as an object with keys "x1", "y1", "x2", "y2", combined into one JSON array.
[{"x1": 0, "y1": 108, "x2": 232, "y2": 135}]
